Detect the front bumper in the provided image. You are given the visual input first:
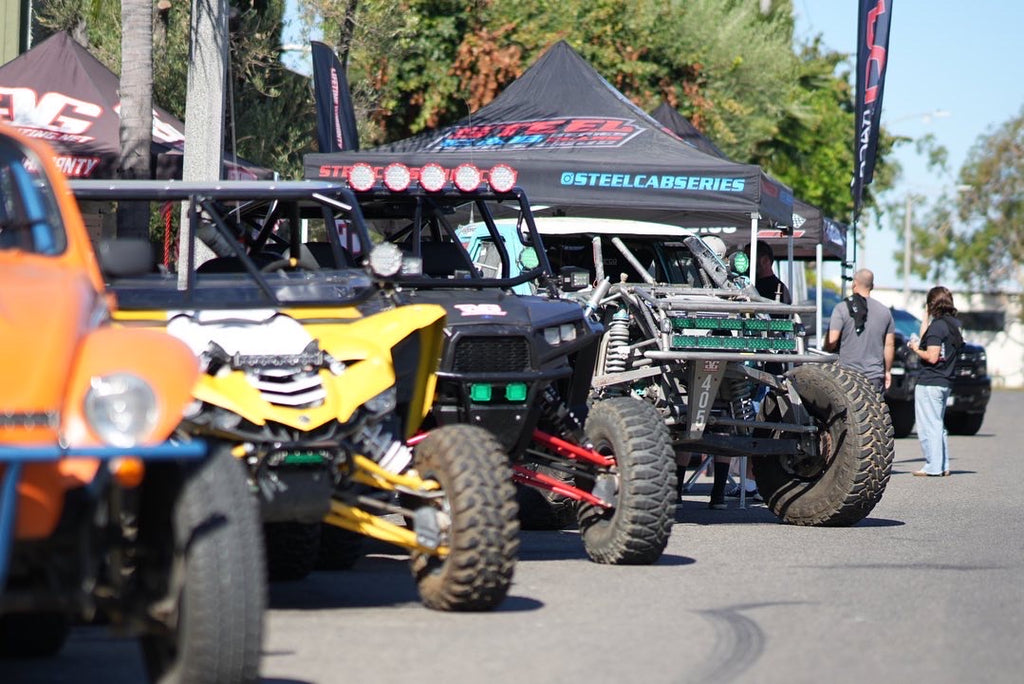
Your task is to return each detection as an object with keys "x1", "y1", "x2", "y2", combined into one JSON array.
[{"x1": 0, "y1": 441, "x2": 207, "y2": 593}]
